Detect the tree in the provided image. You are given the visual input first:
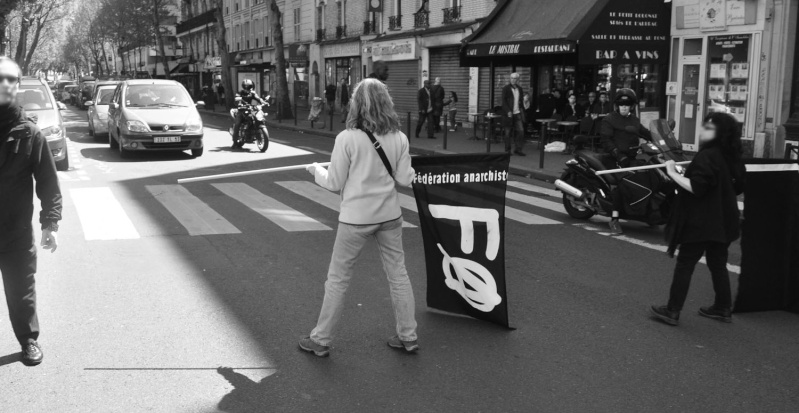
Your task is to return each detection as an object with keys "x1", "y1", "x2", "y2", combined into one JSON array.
[
  {"x1": 269, "y1": 0, "x2": 292, "y2": 119},
  {"x1": 211, "y1": 0, "x2": 234, "y2": 109},
  {"x1": 0, "y1": 1, "x2": 23, "y2": 56},
  {"x1": 97, "y1": 0, "x2": 152, "y2": 75},
  {"x1": 148, "y1": 0, "x2": 174, "y2": 79},
  {"x1": 14, "y1": 0, "x2": 70, "y2": 74}
]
